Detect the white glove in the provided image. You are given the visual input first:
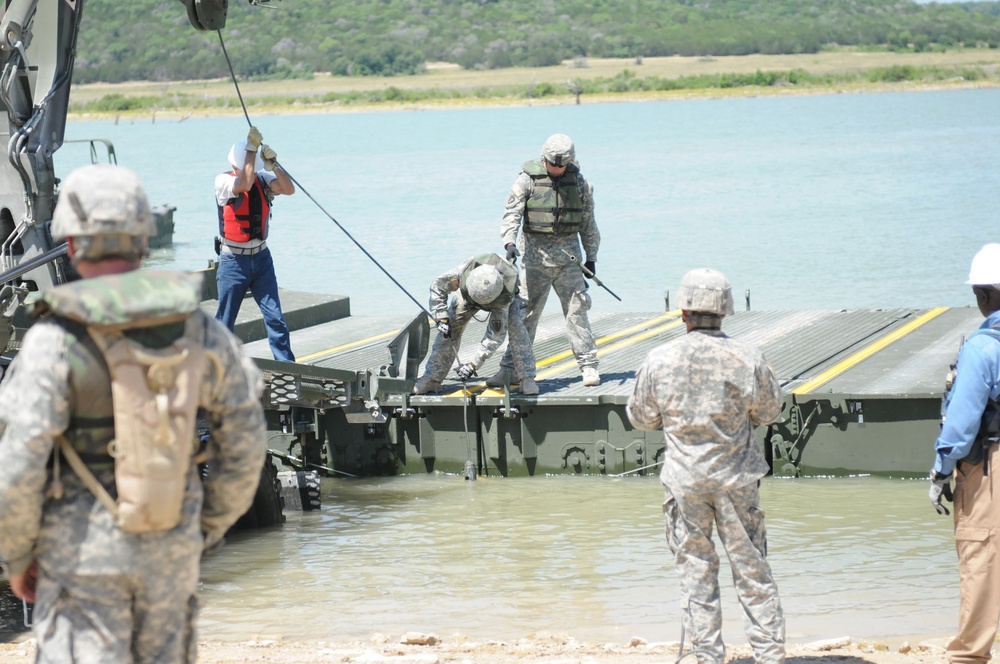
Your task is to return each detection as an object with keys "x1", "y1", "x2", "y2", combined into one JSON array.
[
  {"x1": 261, "y1": 144, "x2": 278, "y2": 171},
  {"x1": 246, "y1": 126, "x2": 263, "y2": 150},
  {"x1": 929, "y1": 471, "x2": 953, "y2": 516}
]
